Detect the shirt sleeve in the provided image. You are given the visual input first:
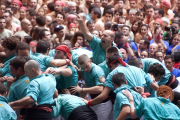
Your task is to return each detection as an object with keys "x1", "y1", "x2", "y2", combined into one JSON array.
[
  {"x1": 0, "y1": 66, "x2": 10, "y2": 77},
  {"x1": 26, "y1": 81, "x2": 40, "y2": 102},
  {"x1": 134, "y1": 99, "x2": 145, "y2": 118},
  {"x1": 44, "y1": 56, "x2": 54, "y2": 67},
  {"x1": 51, "y1": 98, "x2": 62, "y2": 118},
  {"x1": 88, "y1": 35, "x2": 101, "y2": 51},
  {"x1": 105, "y1": 71, "x2": 116, "y2": 91},
  {"x1": 94, "y1": 68, "x2": 104, "y2": 86}
]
